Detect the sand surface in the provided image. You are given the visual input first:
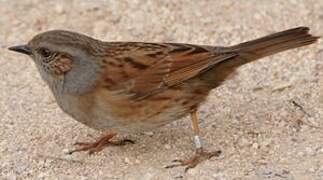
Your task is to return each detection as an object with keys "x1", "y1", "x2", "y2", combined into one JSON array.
[{"x1": 1, "y1": 0, "x2": 323, "y2": 179}]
